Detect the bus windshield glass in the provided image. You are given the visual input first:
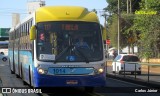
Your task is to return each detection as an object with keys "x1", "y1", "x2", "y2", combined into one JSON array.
[{"x1": 36, "y1": 21, "x2": 103, "y2": 62}]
